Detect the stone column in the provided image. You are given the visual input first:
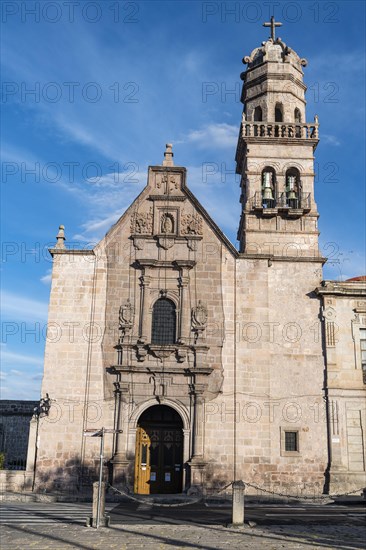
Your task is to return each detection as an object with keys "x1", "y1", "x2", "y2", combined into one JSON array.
[
  {"x1": 188, "y1": 386, "x2": 207, "y2": 494},
  {"x1": 178, "y1": 272, "x2": 190, "y2": 343},
  {"x1": 192, "y1": 389, "x2": 205, "y2": 459},
  {"x1": 140, "y1": 273, "x2": 151, "y2": 342},
  {"x1": 111, "y1": 382, "x2": 130, "y2": 486}
]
